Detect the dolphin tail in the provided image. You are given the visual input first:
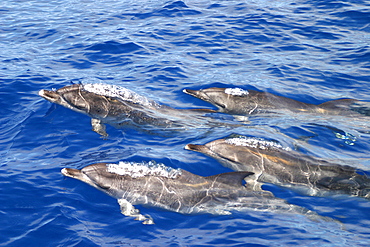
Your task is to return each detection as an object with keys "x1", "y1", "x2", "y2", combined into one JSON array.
[
  {"x1": 318, "y1": 98, "x2": 358, "y2": 109},
  {"x1": 319, "y1": 98, "x2": 370, "y2": 116},
  {"x1": 295, "y1": 206, "x2": 343, "y2": 226}
]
